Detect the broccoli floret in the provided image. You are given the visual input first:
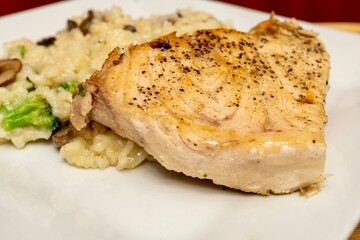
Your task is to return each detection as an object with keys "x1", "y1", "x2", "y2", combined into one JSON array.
[
  {"x1": 18, "y1": 45, "x2": 27, "y2": 58},
  {"x1": 59, "y1": 80, "x2": 79, "y2": 94},
  {"x1": 0, "y1": 94, "x2": 59, "y2": 131}
]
